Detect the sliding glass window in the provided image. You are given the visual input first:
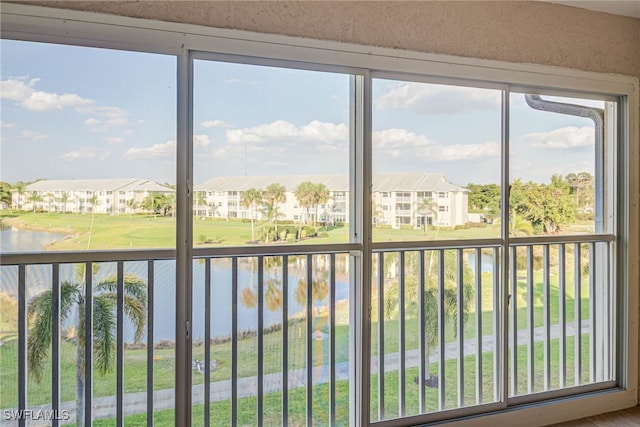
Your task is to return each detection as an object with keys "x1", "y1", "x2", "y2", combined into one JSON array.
[
  {"x1": 191, "y1": 57, "x2": 355, "y2": 425},
  {"x1": 0, "y1": 39, "x2": 176, "y2": 425}
]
